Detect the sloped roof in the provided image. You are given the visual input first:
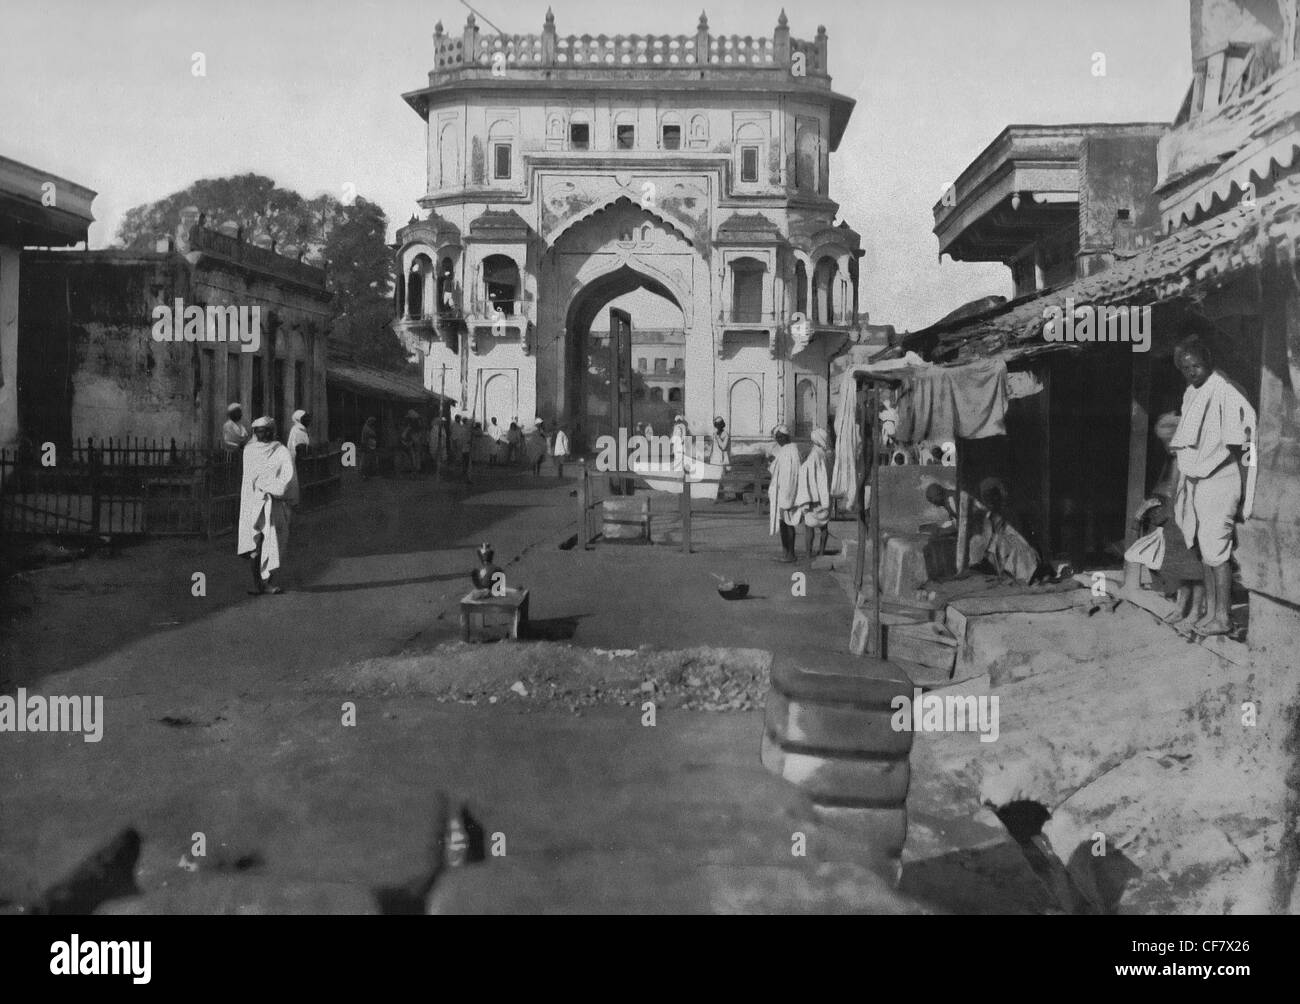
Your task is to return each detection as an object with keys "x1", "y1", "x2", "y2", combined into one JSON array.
[
  {"x1": 467, "y1": 209, "x2": 530, "y2": 240},
  {"x1": 327, "y1": 361, "x2": 454, "y2": 405},
  {"x1": 898, "y1": 172, "x2": 1300, "y2": 364},
  {"x1": 1160, "y1": 59, "x2": 1300, "y2": 230},
  {"x1": 716, "y1": 212, "x2": 783, "y2": 241}
]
